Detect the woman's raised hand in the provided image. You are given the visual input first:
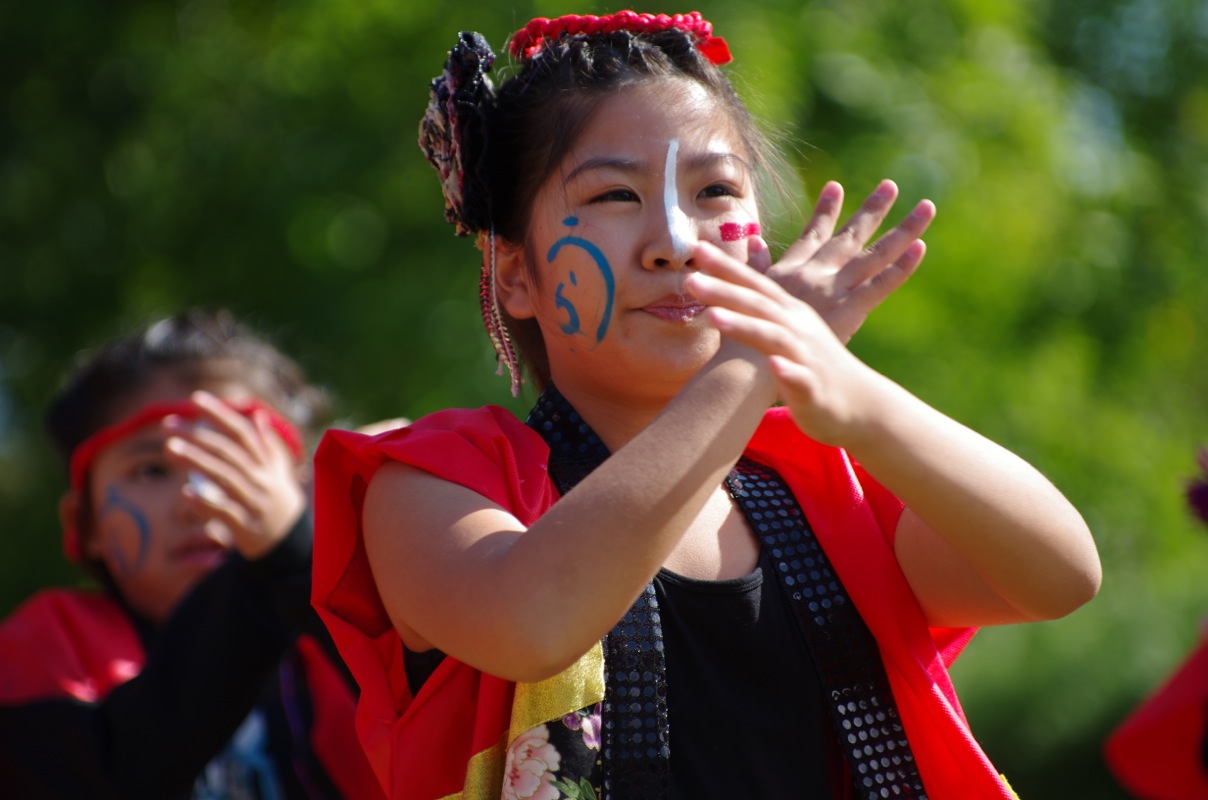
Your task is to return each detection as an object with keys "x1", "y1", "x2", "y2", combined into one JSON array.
[
  {"x1": 164, "y1": 391, "x2": 307, "y2": 560},
  {"x1": 761, "y1": 179, "x2": 935, "y2": 343},
  {"x1": 686, "y1": 241, "x2": 888, "y2": 448}
]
